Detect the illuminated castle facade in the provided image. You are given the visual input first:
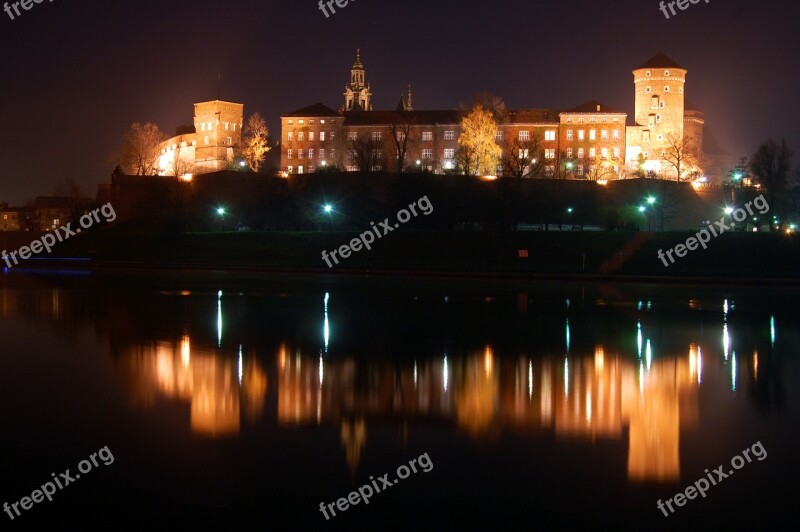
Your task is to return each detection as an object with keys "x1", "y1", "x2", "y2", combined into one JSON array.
[
  {"x1": 156, "y1": 100, "x2": 244, "y2": 177},
  {"x1": 280, "y1": 51, "x2": 727, "y2": 180}
]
